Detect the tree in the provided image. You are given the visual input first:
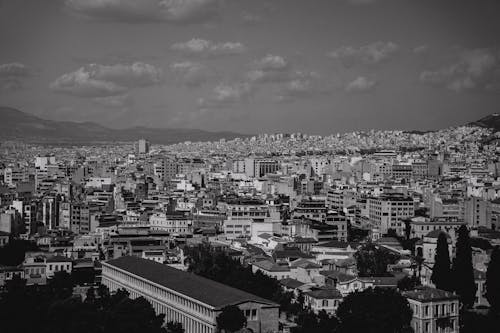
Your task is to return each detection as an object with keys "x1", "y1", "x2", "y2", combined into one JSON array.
[
  {"x1": 336, "y1": 288, "x2": 413, "y2": 333},
  {"x1": 165, "y1": 321, "x2": 184, "y2": 333},
  {"x1": 431, "y1": 232, "x2": 453, "y2": 291},
  {"x1": 486, "y1": 246, "x2": 500, "y2": 313},
  {"x1": 452, "y1": 225, "x2": 476, "y2": 308},
  {"x1": 354, "y1": 243, "x2": 398, "y2": 277},
  {"x1": 49, "y1": 270, "x2": 75, "y2": 299},
  {"x1": 216, "y1": 305, "x2": 247, "y2": 333},
  {"x1": 397, "y1": 275, "x2": 420, "y2": 291}
]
